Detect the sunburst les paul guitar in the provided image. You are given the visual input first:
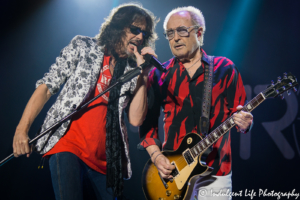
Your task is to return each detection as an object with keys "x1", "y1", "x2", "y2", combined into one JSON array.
[{"x1": 142, "y1": 72, "x2": 298, "y2": 200}]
